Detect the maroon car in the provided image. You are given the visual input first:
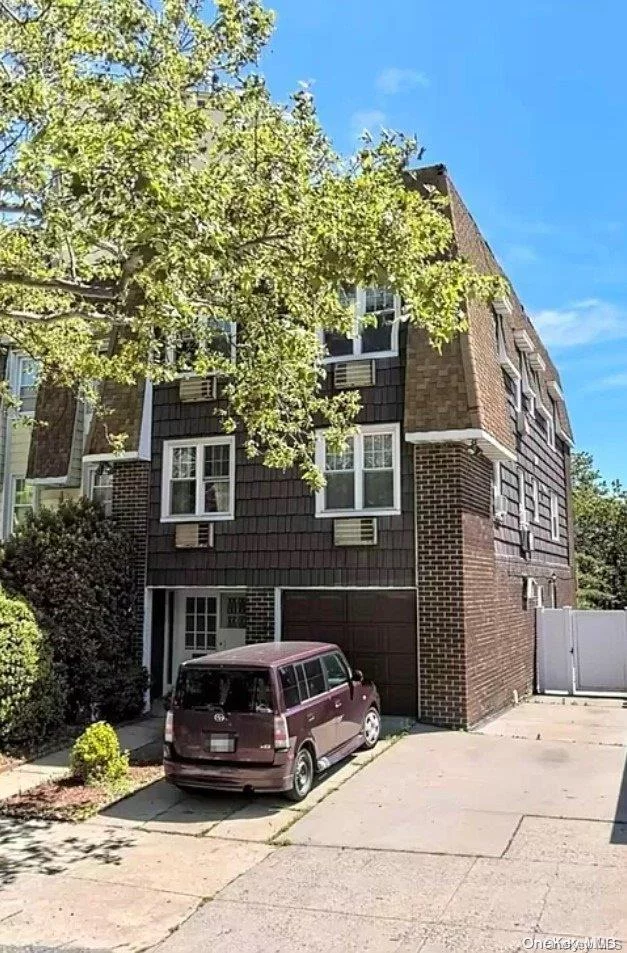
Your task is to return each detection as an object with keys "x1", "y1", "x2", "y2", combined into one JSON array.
[{"x1": 163, "y1": 641, "x2": 381, "y2": 801}]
